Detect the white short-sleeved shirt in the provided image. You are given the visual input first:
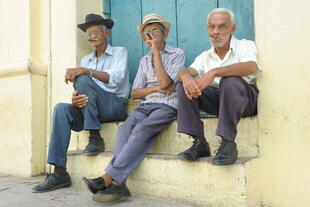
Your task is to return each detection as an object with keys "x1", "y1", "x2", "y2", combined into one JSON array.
[{"x1": 190, "y1": 36, "x2": 262, "y2": 88}]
